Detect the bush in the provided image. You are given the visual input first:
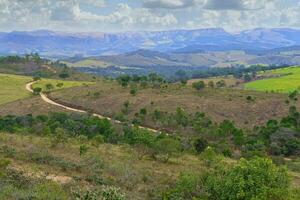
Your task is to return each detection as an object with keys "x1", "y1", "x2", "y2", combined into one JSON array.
[
  {"x1": 204, "y1": 157, "x2": 290, "y2": 200},
  {"x1": 91, "y1": 135, "x2": 105, "y2": 147},
  {"x1": 153, "y1": 138, "x2": 182, "y2": 162},
  {"x1": 162, "y1": 172, "x2": 203, "y2": 199},
  {"x1": 102, "y1": 186, "x2": 125, "y2": 200}
]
